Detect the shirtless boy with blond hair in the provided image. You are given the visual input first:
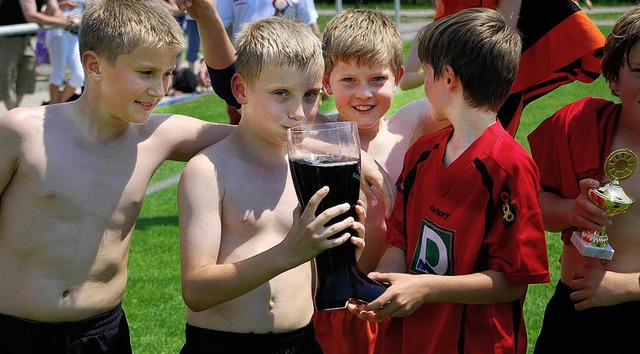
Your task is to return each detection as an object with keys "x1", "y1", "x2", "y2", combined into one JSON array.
[
  {"x1": 177, "y1": 16, "x2": 366, "y2": 353},
  {"x1": 0, "y1": 0, "x2": 235, "y2": 351},
  {"x1": 176, "y1": 2, "x2": 447, "y2": 352}
]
